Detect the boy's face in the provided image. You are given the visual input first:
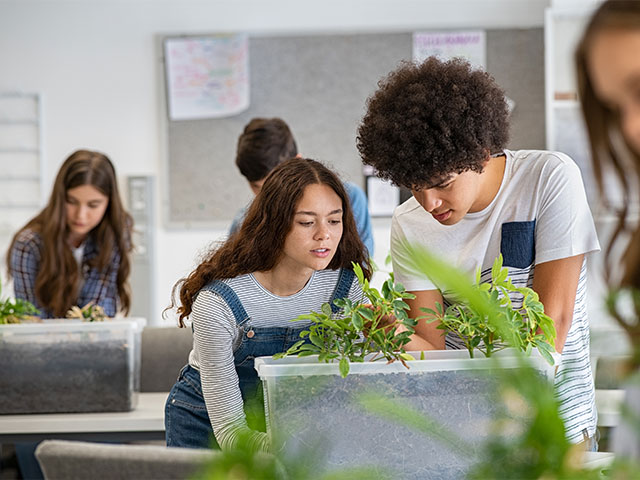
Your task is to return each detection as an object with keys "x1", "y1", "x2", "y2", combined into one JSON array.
[{"x1": 411, "y1": 169, "x2": 487, "y2": 226}]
